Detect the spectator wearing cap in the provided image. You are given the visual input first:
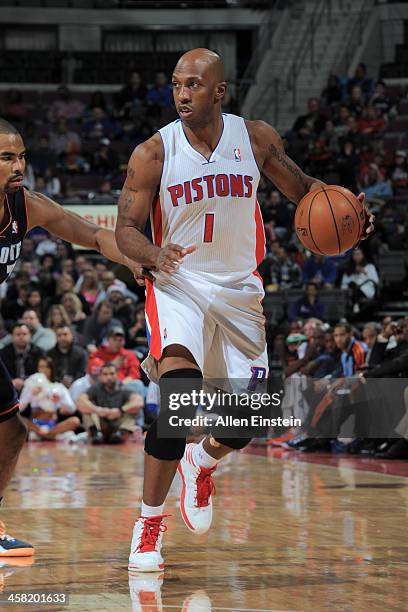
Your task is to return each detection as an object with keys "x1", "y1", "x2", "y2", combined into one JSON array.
[
  {"x1": 70, "y1": 357, "x2": 105, "y2": 406},
  {"x1": 289, "y1": 283, "x2": 326, "y2": 322},
  {"x1": 105, "y1": 283, "x2": 135, "y2": 331},
  {"x1": 95, "y1": 272, "x2": 138, "y2": 307},
  {"x1": 82, "y1": 300, "x2": 123, "y2": 352},
  {"x1": 90, "y1": 327, "x2": 142, "y2": 383},
  {"x1": 77, "y1": 363, "x2": 144, "y2": 444}
]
